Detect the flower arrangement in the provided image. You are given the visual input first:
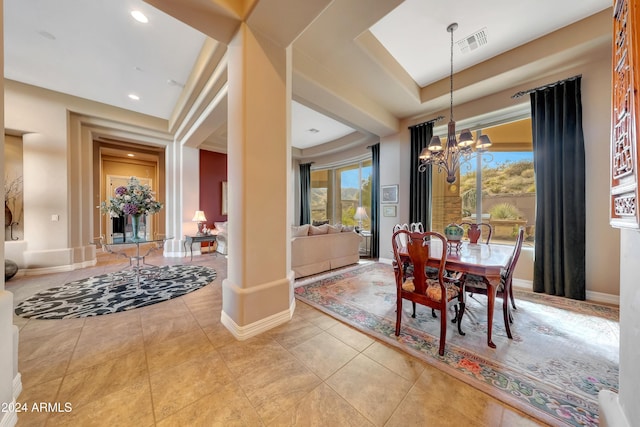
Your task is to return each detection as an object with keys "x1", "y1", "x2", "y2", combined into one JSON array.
[{"x1": 100, "y1": 177, "x2": 163, "y2": 218}]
